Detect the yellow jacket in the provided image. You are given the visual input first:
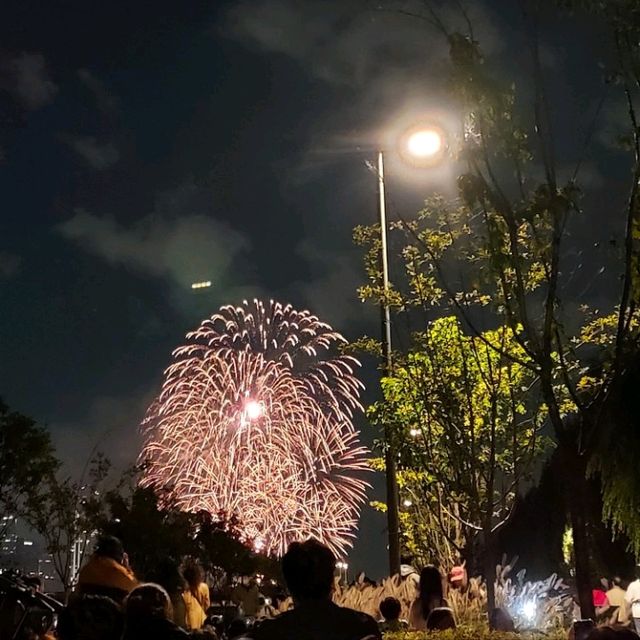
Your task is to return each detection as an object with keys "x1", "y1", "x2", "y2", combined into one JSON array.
[
  {"x1": 77, "y1": 555, "x2": 137, "y2": 598},
  {"x1": 182, "y1": 590, "x2": 206, "y2": 630}
]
